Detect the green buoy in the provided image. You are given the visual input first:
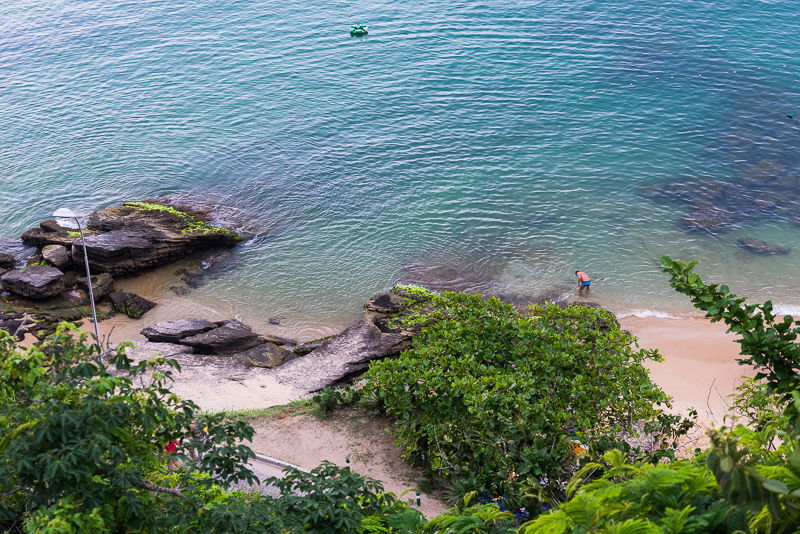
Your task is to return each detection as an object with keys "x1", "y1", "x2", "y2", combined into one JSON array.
[{"x1": 350, "y1": 24, "x2": 368, "y2": 36}]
